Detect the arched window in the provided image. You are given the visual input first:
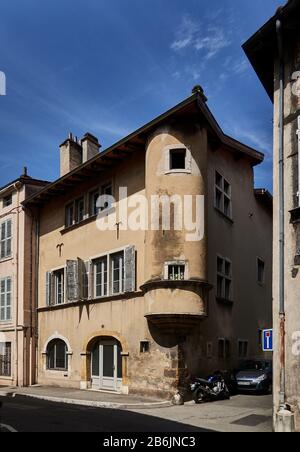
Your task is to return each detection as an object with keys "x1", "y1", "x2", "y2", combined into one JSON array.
[{"x1": 47, "y1": 339, "x2": 68, "y2": 371}]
